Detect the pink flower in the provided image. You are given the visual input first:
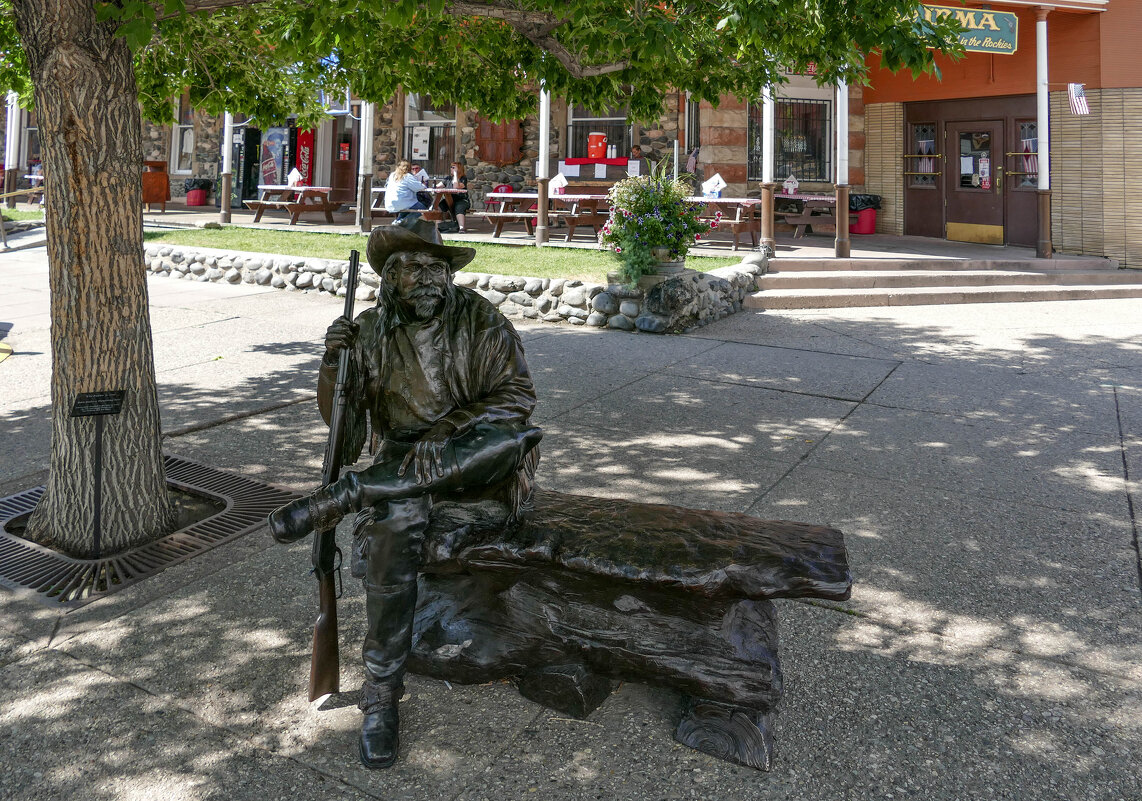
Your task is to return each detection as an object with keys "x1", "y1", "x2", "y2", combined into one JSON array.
[
  {"x1": 694, "y1": 234, "x2": 702, "y2": 240},
  {"x1": 614, "y1": 246, "x2": 623, "y2": 253},
  {"x1": 710, "y1": 221, "x2": 719, "y2": 229}
]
